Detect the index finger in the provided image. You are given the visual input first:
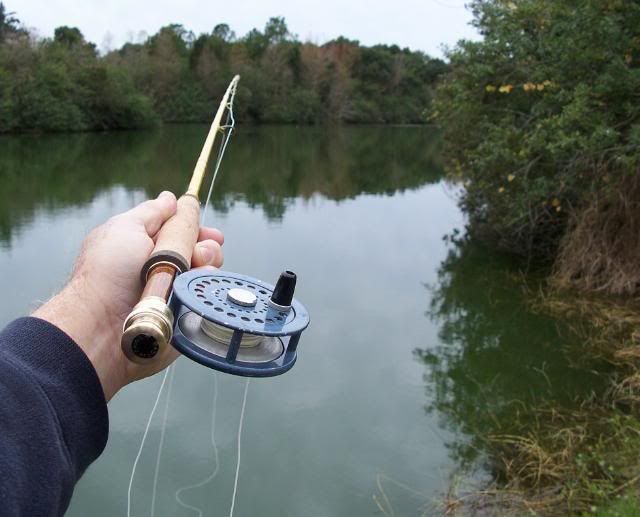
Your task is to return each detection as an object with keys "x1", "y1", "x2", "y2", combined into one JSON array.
[{"x1": 127, "y1": 191, "x2": 177, "y2": 237}]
